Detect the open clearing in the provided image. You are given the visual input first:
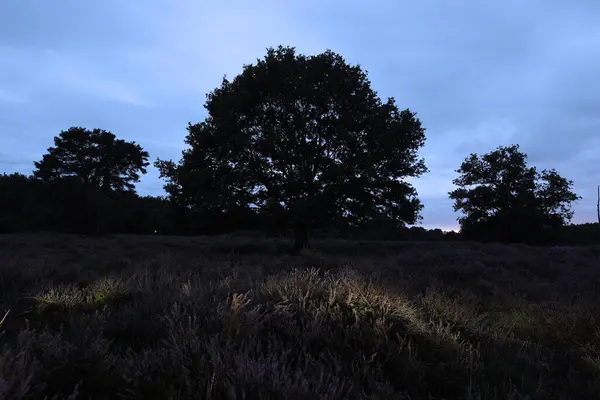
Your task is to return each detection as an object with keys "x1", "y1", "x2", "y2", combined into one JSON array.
[{"x1": 1, "y1": 234, "x2": 600, "y2": 399}]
